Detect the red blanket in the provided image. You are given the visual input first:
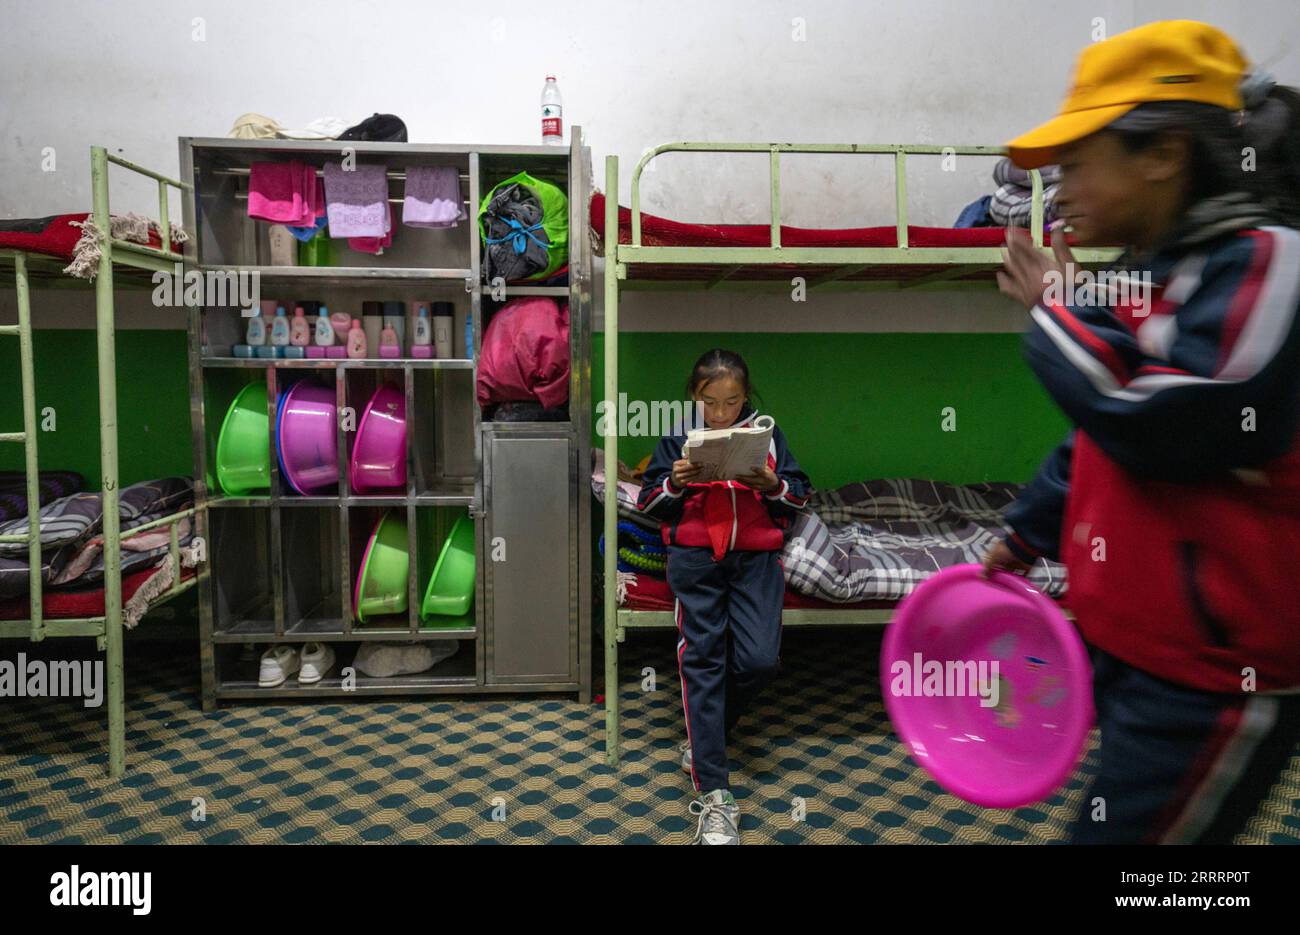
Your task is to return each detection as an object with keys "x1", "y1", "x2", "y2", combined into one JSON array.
[
  {"x1": 0, "y1": 213, "x2": 175, "y2": 262},
  {"x1": 589, "y1": 192, "x2": 1076, "y2": 250},
  {"x1": 0, "y1": 565, "x2": 195, "y2": 620}
]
